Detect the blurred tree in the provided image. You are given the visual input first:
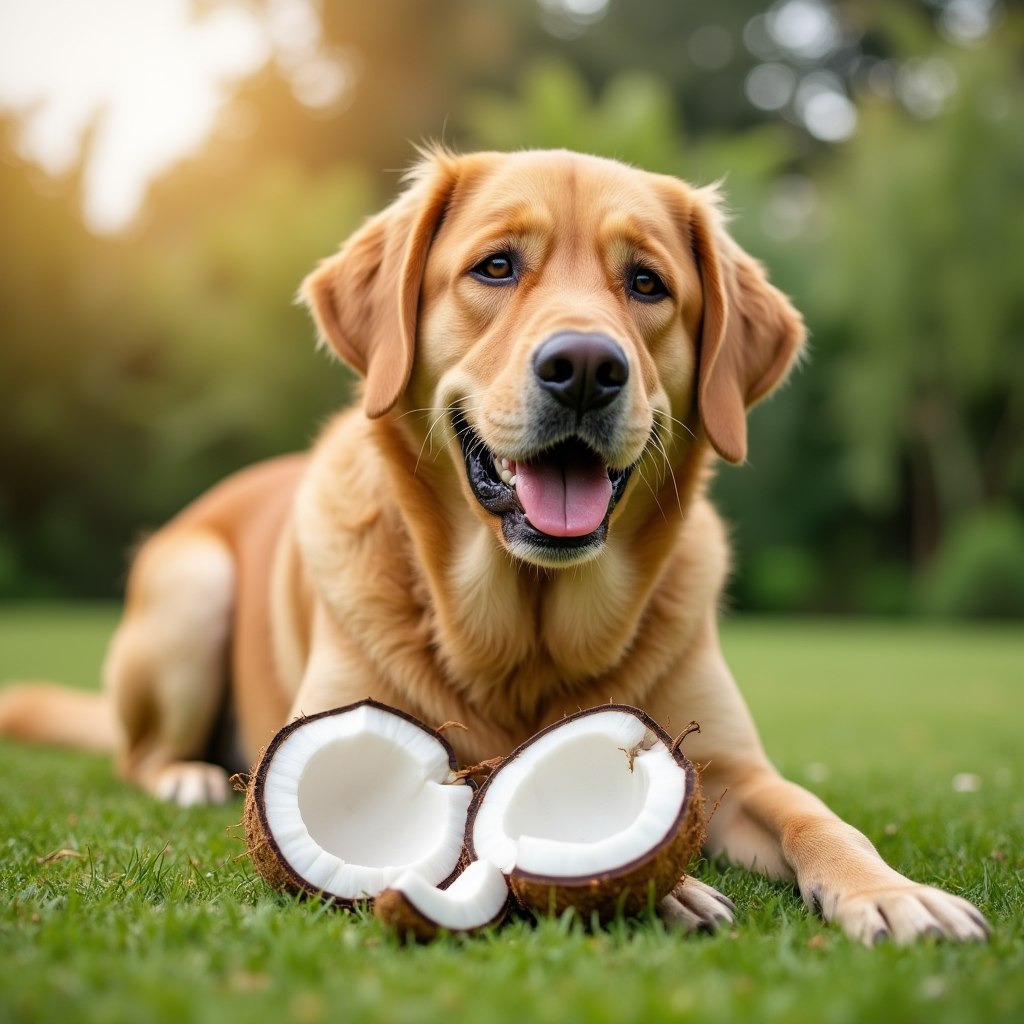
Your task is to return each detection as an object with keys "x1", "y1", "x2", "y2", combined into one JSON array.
[
  {"x1": 826, "y1": 46, "x2": 1023, "y2": 540},
  {"x1": 810, "y1": 14, "x2": 1024, "y2": 609},
  {"x1": 921, "y1": 506, "x2": 1024, "y2": 617},
  {"x1": 128, "y1": 160, "x2": 372, "y2": 512},
  {"x1": 0, "y1": 153, "x2": 372, "y2": 596}
]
